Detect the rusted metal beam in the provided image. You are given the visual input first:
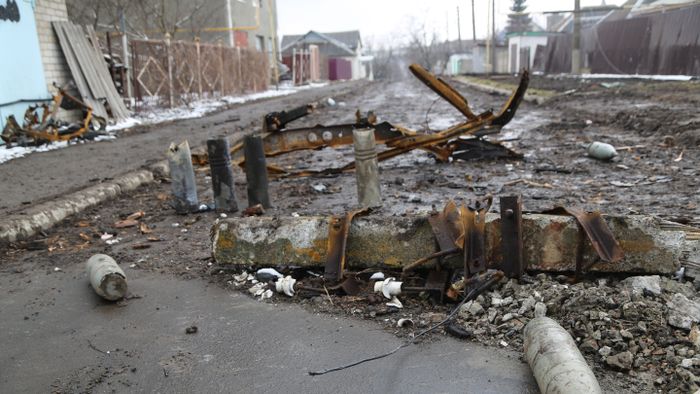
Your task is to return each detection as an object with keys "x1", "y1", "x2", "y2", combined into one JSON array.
[
  {"x1": 500, "y1": 195, "x2": 524, "y2": 278},
  {"x1": 409, "y1": 64, "x2": 477, "y2": 120},
  {"x1": 324, "y1": 208, "x2": 369, "y2": 282},
  {"x1": 263, "y1": 103, "x2": 316, "y2": 132}
]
